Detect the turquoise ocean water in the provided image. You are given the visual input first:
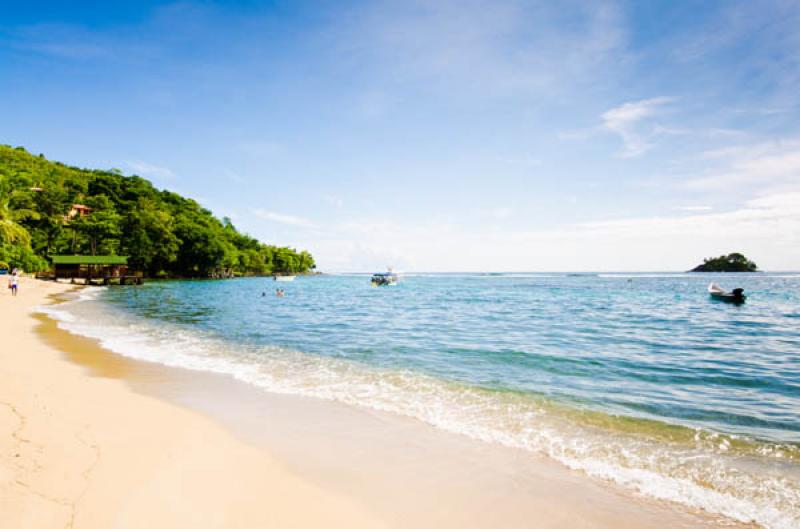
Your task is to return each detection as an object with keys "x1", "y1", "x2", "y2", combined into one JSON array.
[{"x1": 43, "y1": 273, "x2": 800, "y2": 528}]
